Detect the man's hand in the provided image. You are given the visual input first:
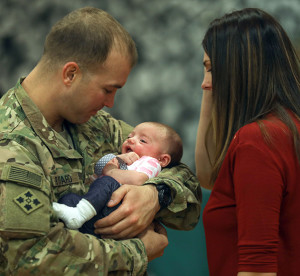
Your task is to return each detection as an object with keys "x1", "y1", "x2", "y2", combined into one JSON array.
[
  {"x1": 94, "y1": 185, "x2": 160, "y2": 239},
  {"x1": 117, "y1": 152, "x2": 139, "y2": 165},
  {"x1": 138, "y1": 221, "x2": 168, "y2": 261}
]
